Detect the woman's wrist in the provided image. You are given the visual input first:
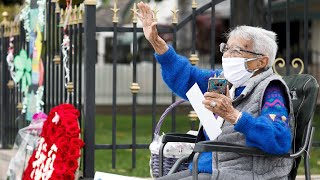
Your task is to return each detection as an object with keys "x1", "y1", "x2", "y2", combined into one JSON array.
[
  {"x1": 232, "y1": 111, "x2": 242, "y2": 125},
  {"x1": 150, "y1": 36, "x2": 168, "y2": 55}
]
